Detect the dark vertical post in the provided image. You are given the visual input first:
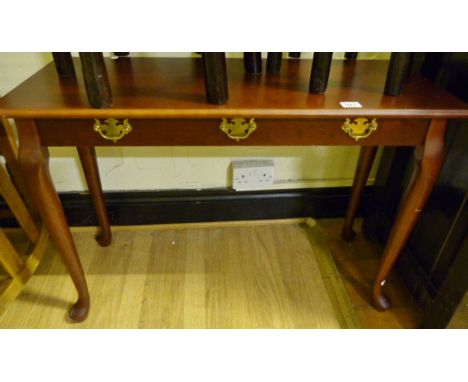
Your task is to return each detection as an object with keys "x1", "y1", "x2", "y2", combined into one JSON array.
[
  {"x1": 407, "y1": 52, "x2": 425, "y2": 78},
  {"x1": 421, "y1": 52, "x2": 448, "y2": 82},
  {"x1": 267, "y1": 52, "x2": 282, "y2": 73},
  {"x1": 244, "y1": 52, "x2": 262, "y2": 74},
  {"x1": 309, "y1": 52, "x2": 333, "y2": 94},
  {"x1": 345, "y1": 52, "x2": 358, "y2": 60},
  {"x1": 52, "y1": 52, "x2": 76, "y2": 78},
  {"x1": 384, "y1": 52, "x2": 412, "y2": 96},
  {"x1": 202, "y1": 52, "x2": 229, "y2": 105},
  {"x1": 79, "y1": 53, "x2": 113, "y2": 108},
  {"x1": 288, "y1": 52, "x2": 301, "y2": 59}
]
